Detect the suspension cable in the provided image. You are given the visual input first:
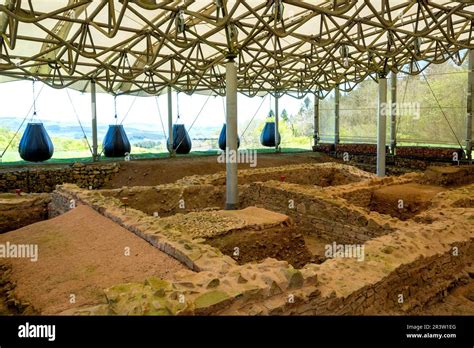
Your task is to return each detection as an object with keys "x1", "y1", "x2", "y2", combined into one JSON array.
[
  {"x1": 240, "y1": 94, "x2": 267, "y2": 139},
  {"x1": 32, "y1": 80, "x2": 37, "y2": 120},
  {"x1": 65, "y1": 88, "x2": 93, "y2": 156},
  {"x1": 155, "y1": 95, "x2": 168, "y2": 140},
  {"x1": 119, "y1": 91, "x2": 140, "y2": 125},
  {"x1": 29, "y1": 80, "x2": 43, "y2": 123},
  {"x1": 114, "y1": 95, "x2": 118, "y2": 124},
  {"x1": 415, "y1": 61, "x2": 464, "y2": 152},
  {"x1": 221, "y1": 95, "x2": 226, "y2": 118},
  {"x1": 174, "y1": 94, "x2": 212, "y2": 150},
  {"x1": 269, "y1": 93, "x2": 272, "y2": 114},
  {"x1": 175, "y1": 91, "x2": 181, "y2": 123},
  {"x1": 97, "y1": 82, "x2": 146, "y2": 158},
  {"x1": 1, "y1": 82, "x2": 45, "y2": 159},
  {"x1": 96, "y1": 95, "x2": 120, "y2": 159}
]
